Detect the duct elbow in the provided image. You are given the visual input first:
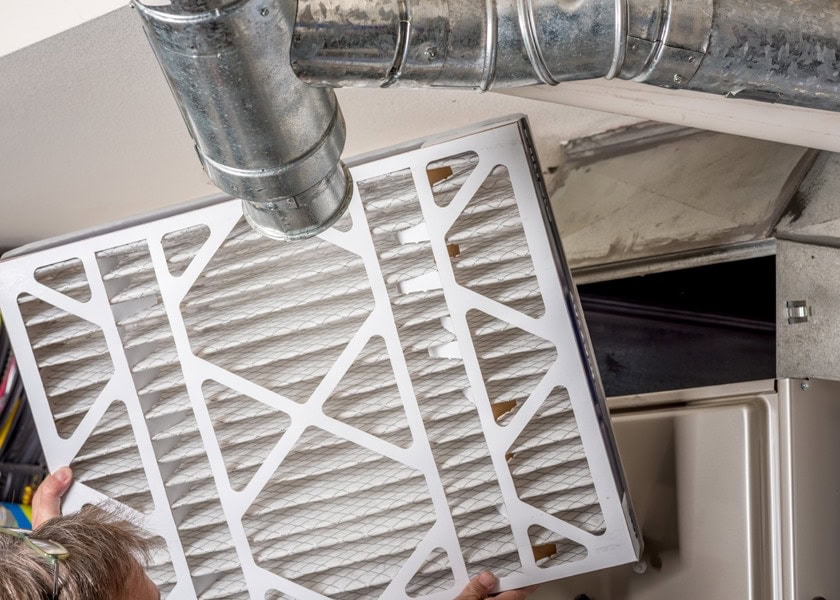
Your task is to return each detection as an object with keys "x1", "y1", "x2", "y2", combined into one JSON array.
[{"x1": 134, "y1": 0, "x2": 352, "y2": 240}]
